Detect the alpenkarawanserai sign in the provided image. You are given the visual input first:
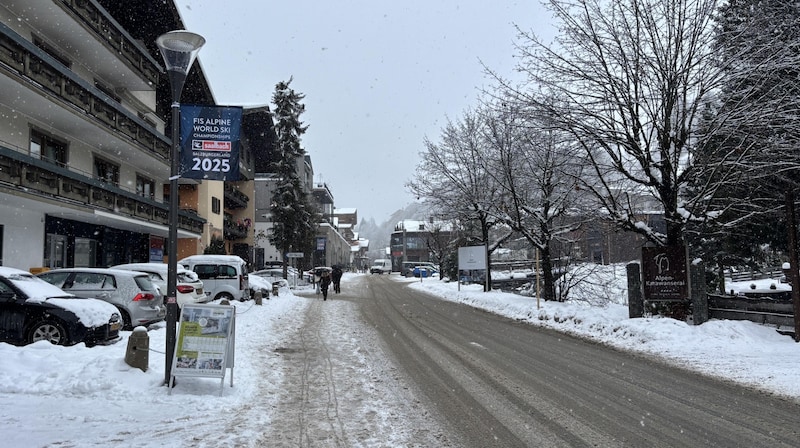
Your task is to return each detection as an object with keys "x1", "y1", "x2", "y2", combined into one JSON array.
[{"x1": 641, "y1": 245, "x2": 689, "y2": 301}]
